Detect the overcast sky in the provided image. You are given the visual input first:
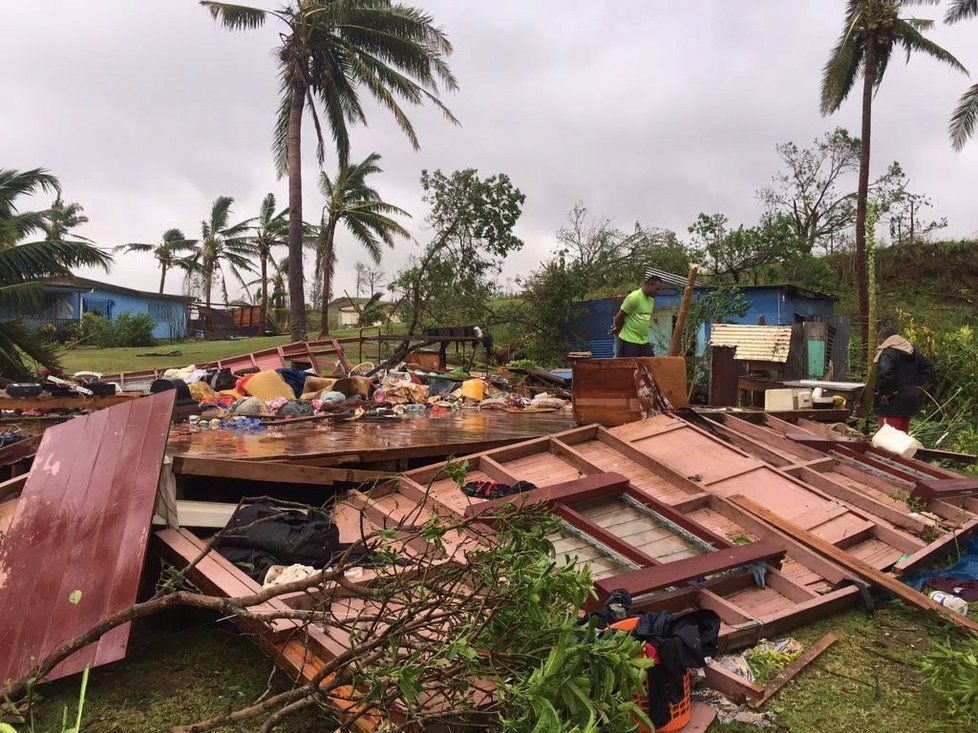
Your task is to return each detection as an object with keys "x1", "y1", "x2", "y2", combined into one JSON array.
[{"x1": 2, "y1": 1, "x2": 976, "y2": 300}]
